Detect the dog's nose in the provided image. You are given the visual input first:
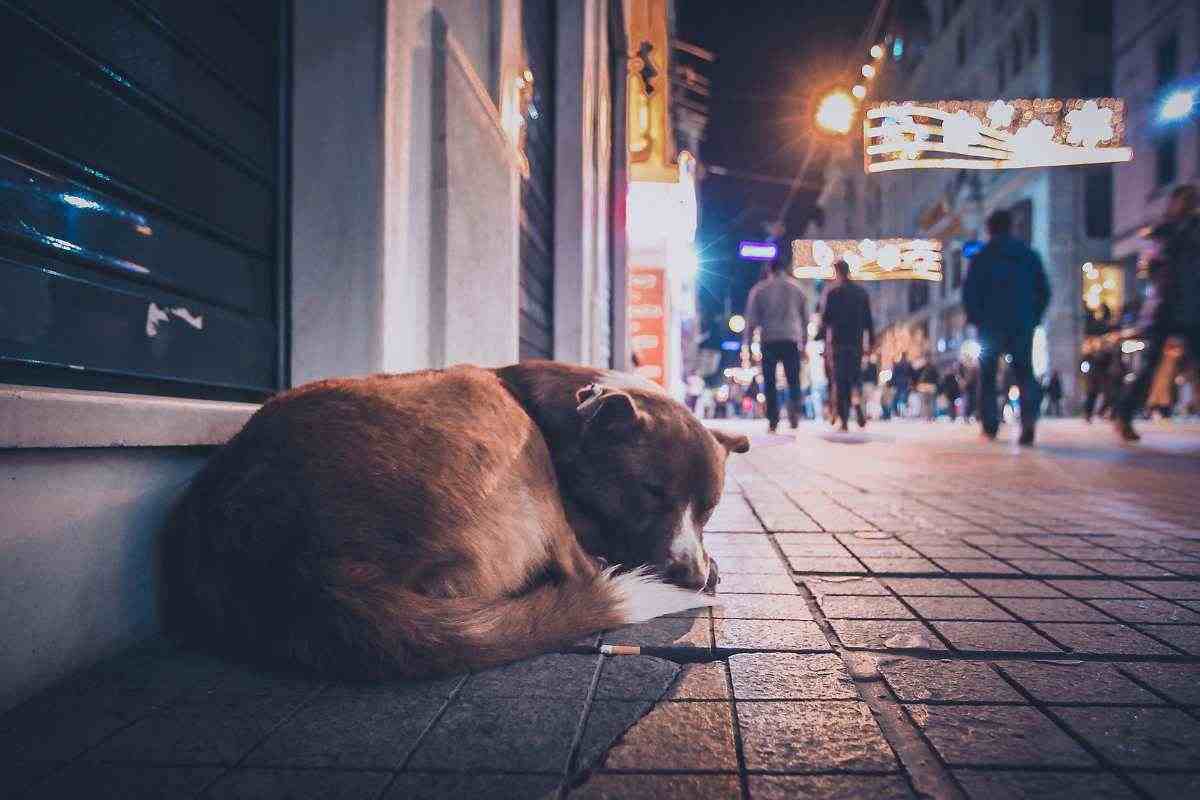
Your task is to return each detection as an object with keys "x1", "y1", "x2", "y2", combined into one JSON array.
[{"x1": 663, "y1": 558, "x2": 709, "y2": 591}]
